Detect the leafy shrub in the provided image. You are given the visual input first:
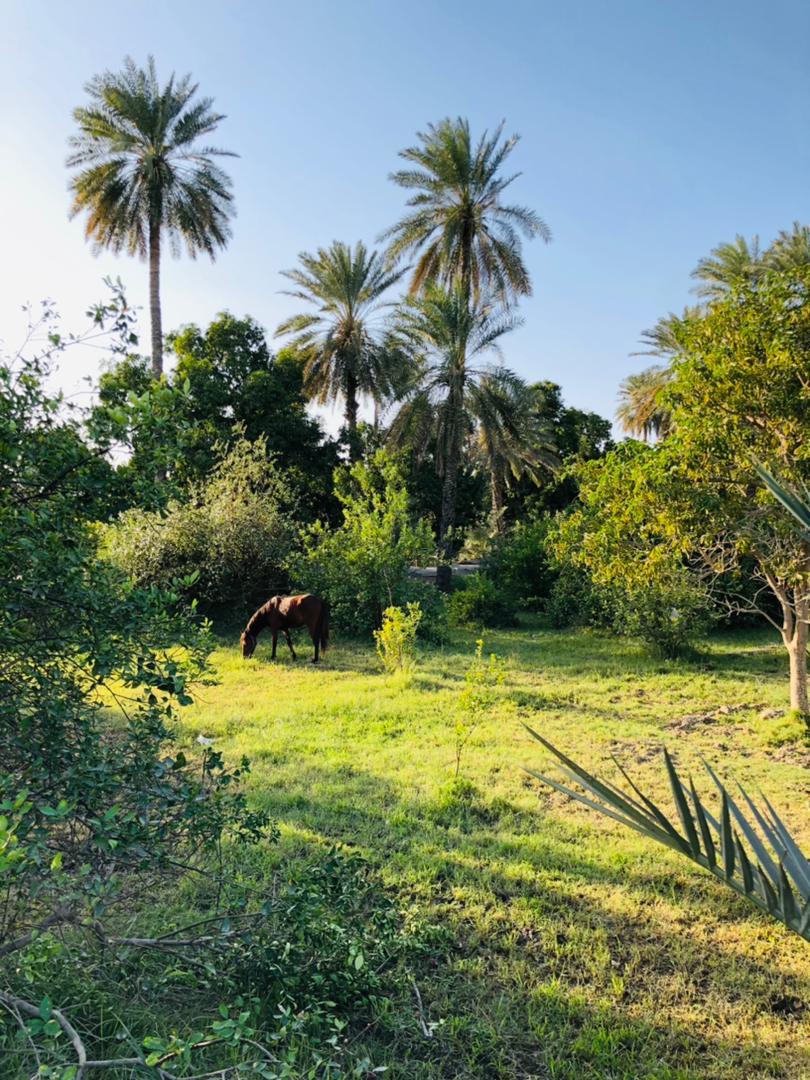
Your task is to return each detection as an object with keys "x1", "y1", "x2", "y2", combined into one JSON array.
[
  {"x1": 609, "y1": 578, "x2": 711, "y2": 658},
  {"x1": 448, "y1": 572, "x2": 516, "y2": 628},
  {"x1": 0, "y1": 298, "x2": 273, "y2": 1078},
  {"x1": 483, "y1": 516, "x2": 556, "y2": 609},
  {"x1": 546, "y1": 564, "x2": 610, "y2": 629},
  {"x1": 453, "y1": 639, "x2": 505, "y2": 777},
  {"x1": 103, "y1": 435, "x2": 297, "y2": 608},
  {"x1": 374, "y1": 603, "x2": 422, "y2": 673},
  {"x1": 290, "y1": 450, "x2": 435, "y2": 636}
]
